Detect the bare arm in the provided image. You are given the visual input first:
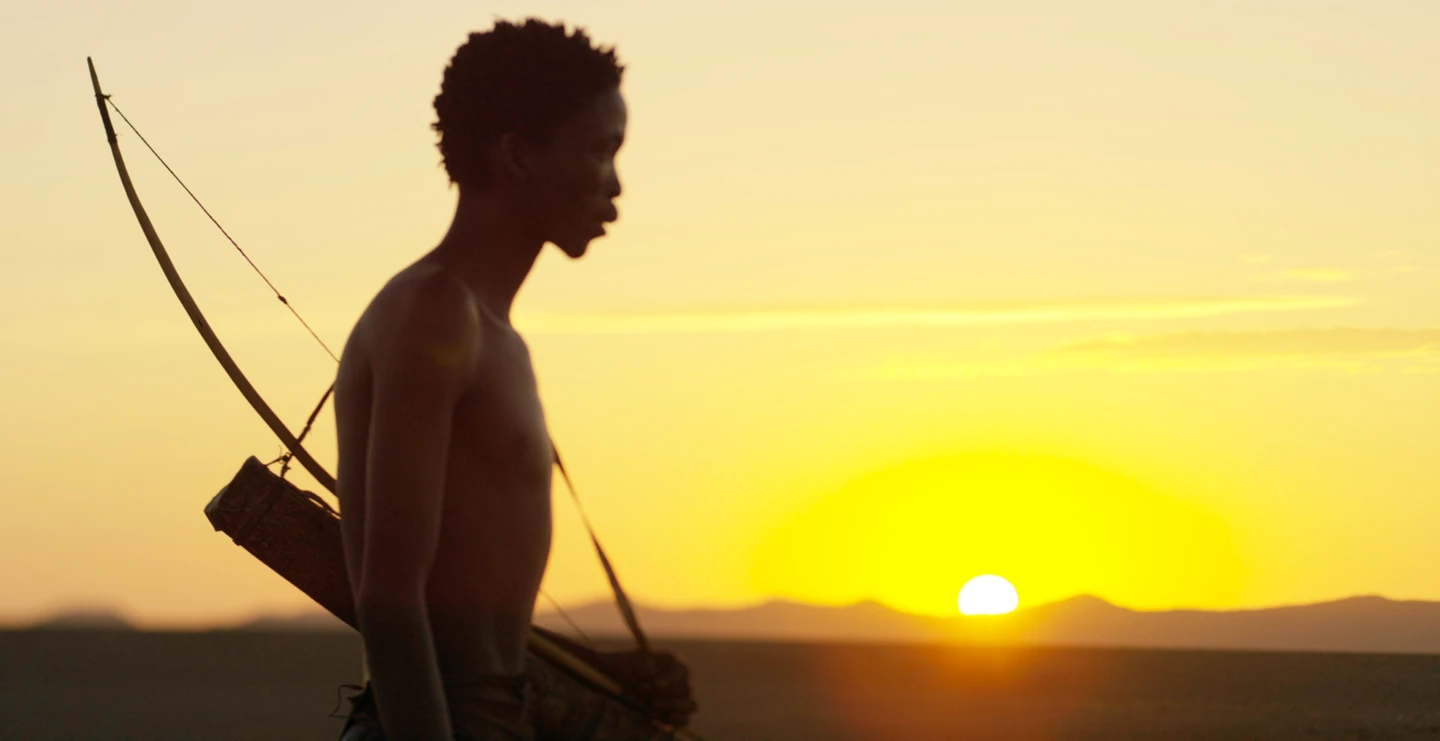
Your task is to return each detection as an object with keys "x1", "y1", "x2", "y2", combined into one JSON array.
[{"x1": 356, "y1": 272, "x2": 481, "y2": 741}]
